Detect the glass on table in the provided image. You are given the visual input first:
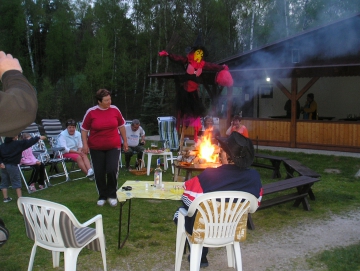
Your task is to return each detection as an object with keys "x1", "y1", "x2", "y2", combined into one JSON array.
[{"x1": 150, "y1": 141, "x2": 158, "y2": 150}]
